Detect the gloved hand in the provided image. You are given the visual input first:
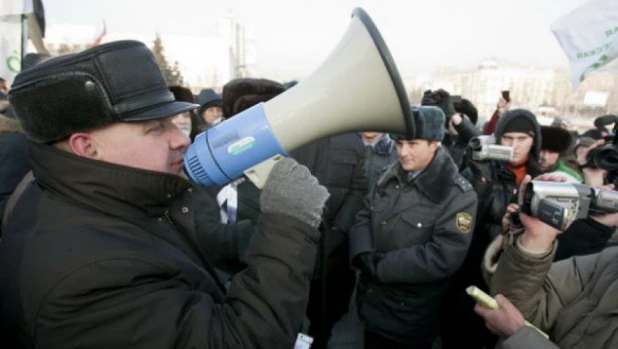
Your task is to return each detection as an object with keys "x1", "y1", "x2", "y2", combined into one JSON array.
[
  {"x1": 260, "y1": 157, "x2": 330, "y2": 228},
  {"x1": 454, "y1": 98, "x2": 479, "y2": 125},
  {"x1": 421, "y1": 90, "x2": 434, "y2": 106},
  {"x1": 354, "y1": 252, "x2": 378, "y2": 276},
  {"x1": 432, "y1": 89, "x2": 457, "y2": 121}
]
